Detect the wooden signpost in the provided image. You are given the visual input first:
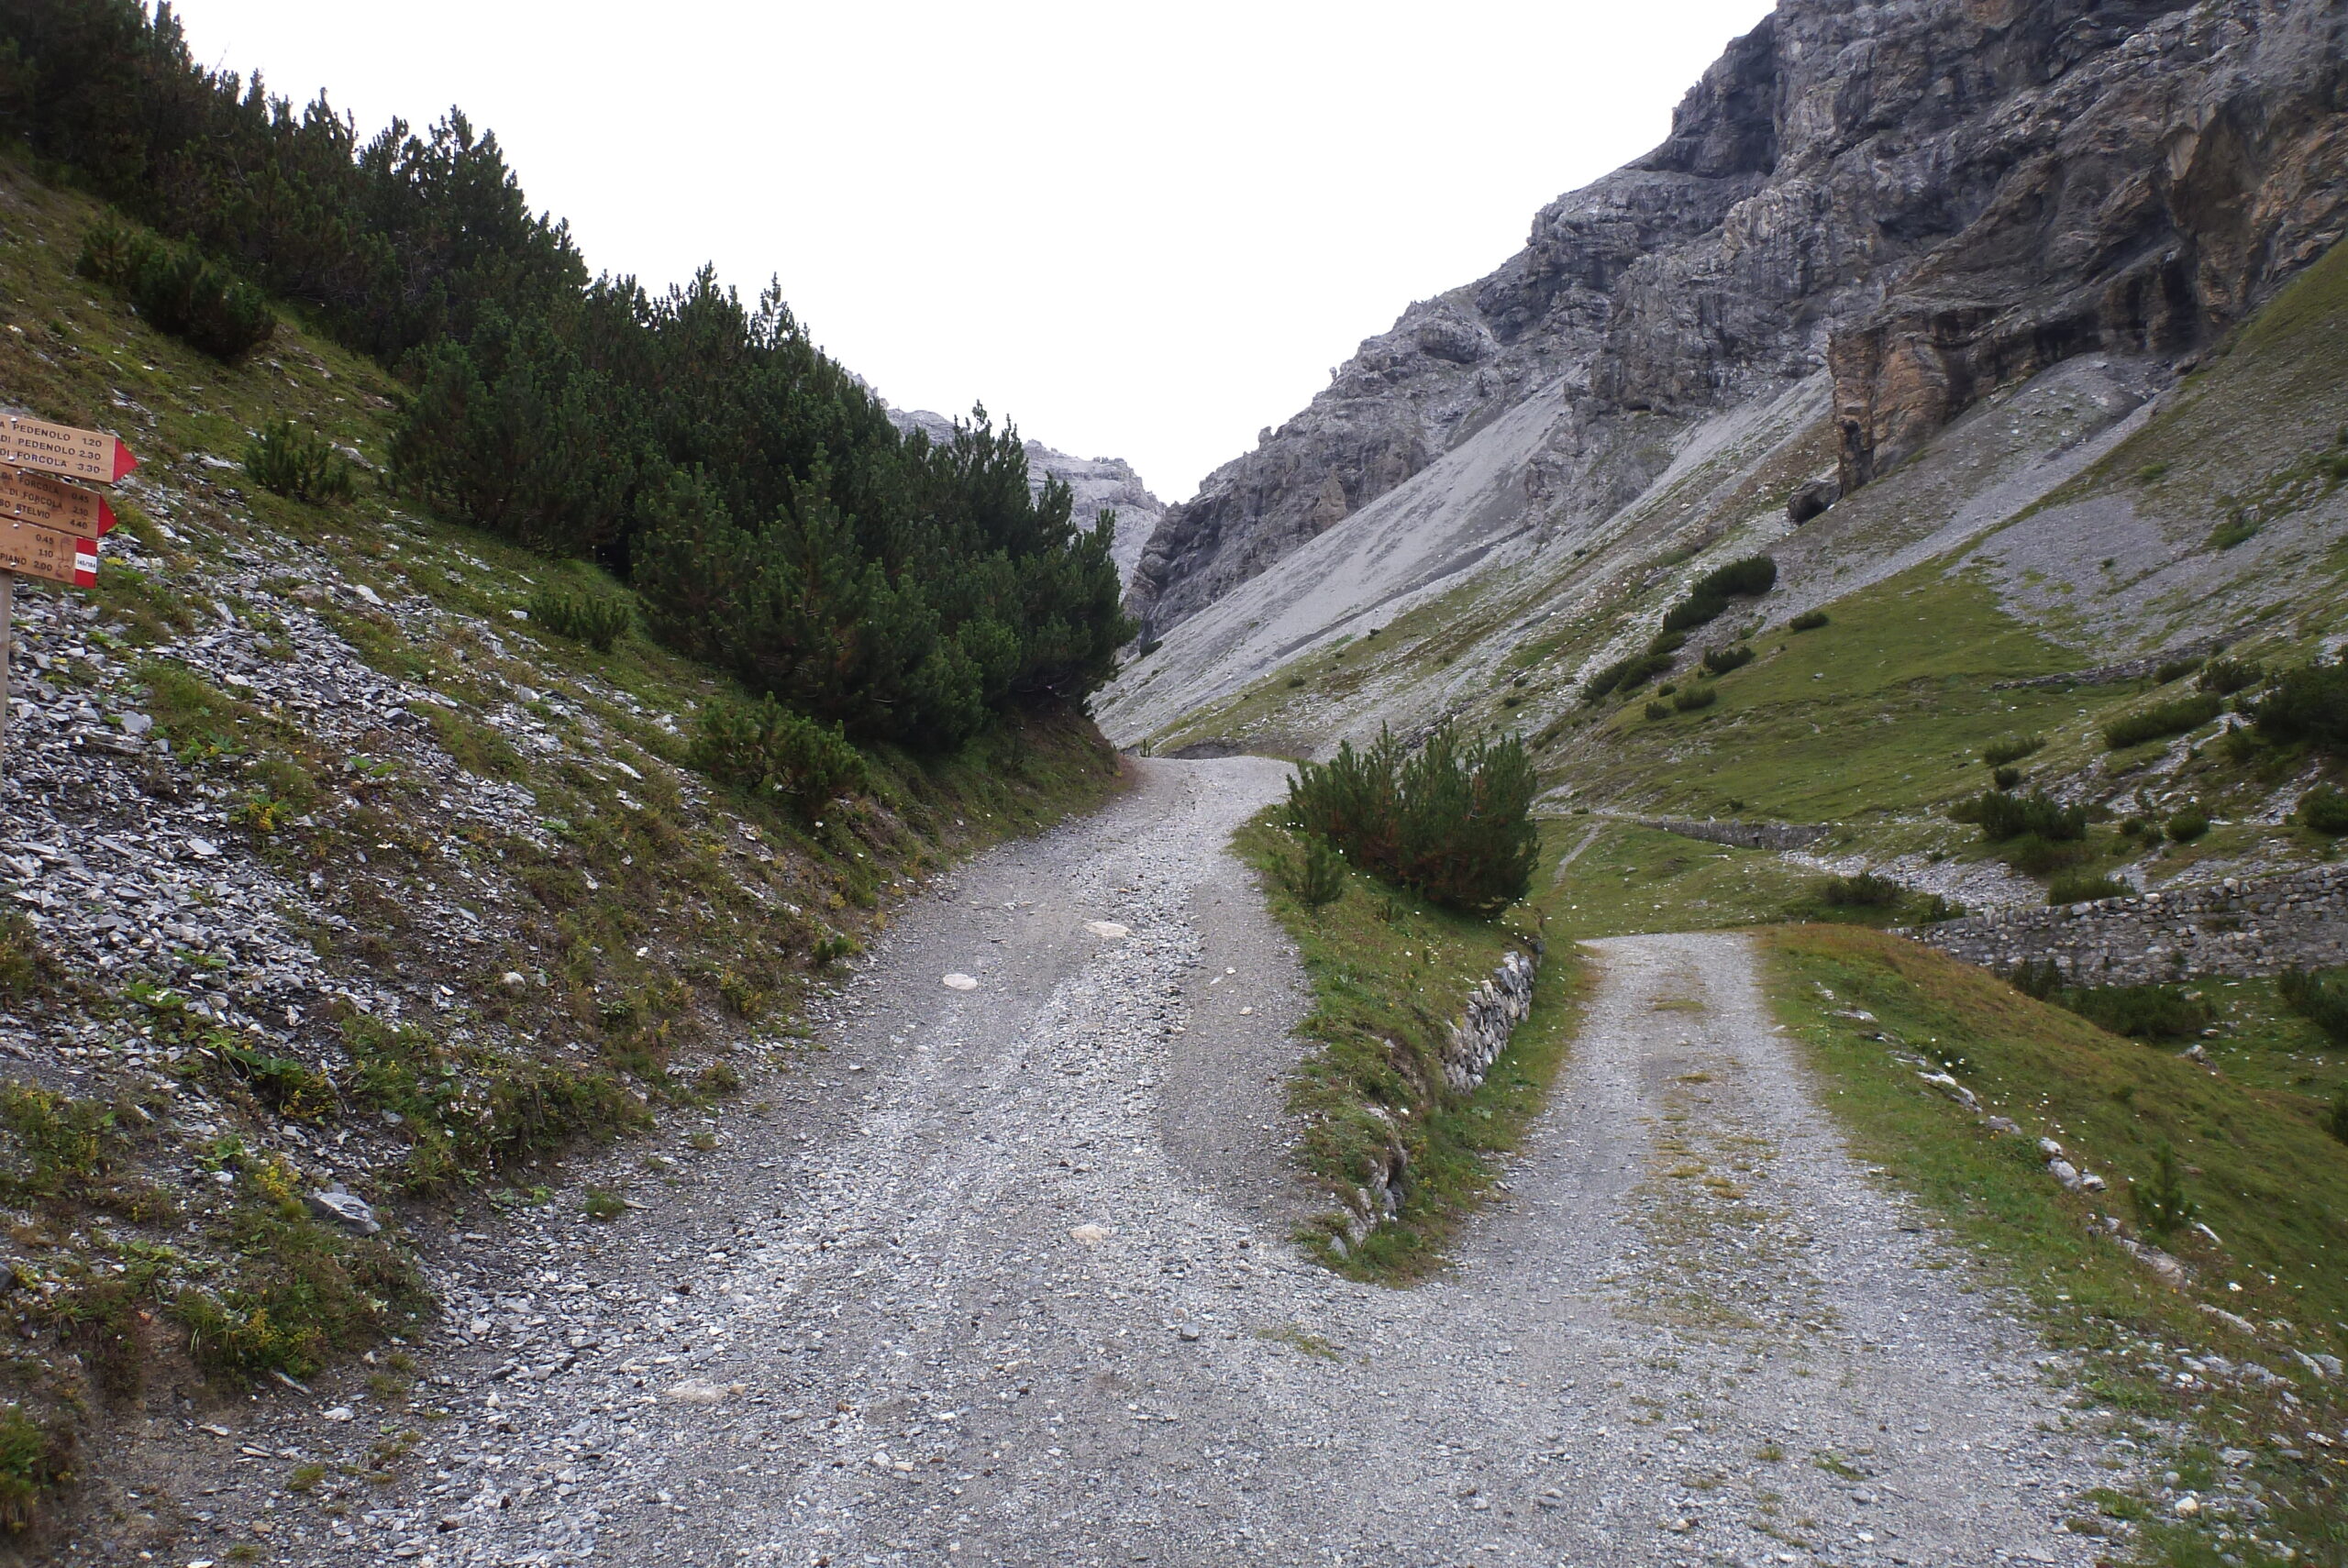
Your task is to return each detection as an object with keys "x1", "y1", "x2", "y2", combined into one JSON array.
[{"x1": 0, "y1": 413, "x2": 138, "y2": 785}]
